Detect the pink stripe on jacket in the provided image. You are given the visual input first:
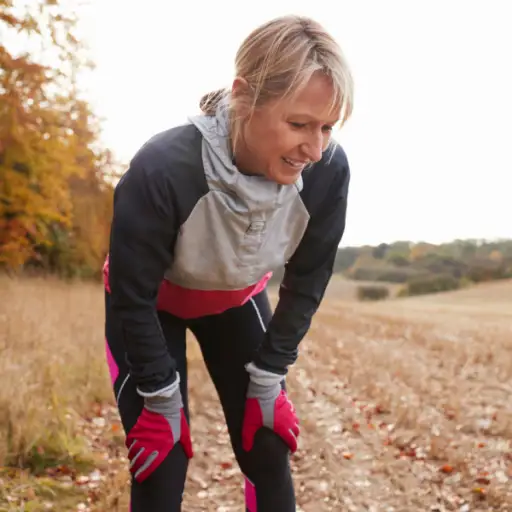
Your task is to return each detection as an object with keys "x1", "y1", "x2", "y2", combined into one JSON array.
[{"x1": 103, "y1": 256, "x2": 271, "y2": 319}]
